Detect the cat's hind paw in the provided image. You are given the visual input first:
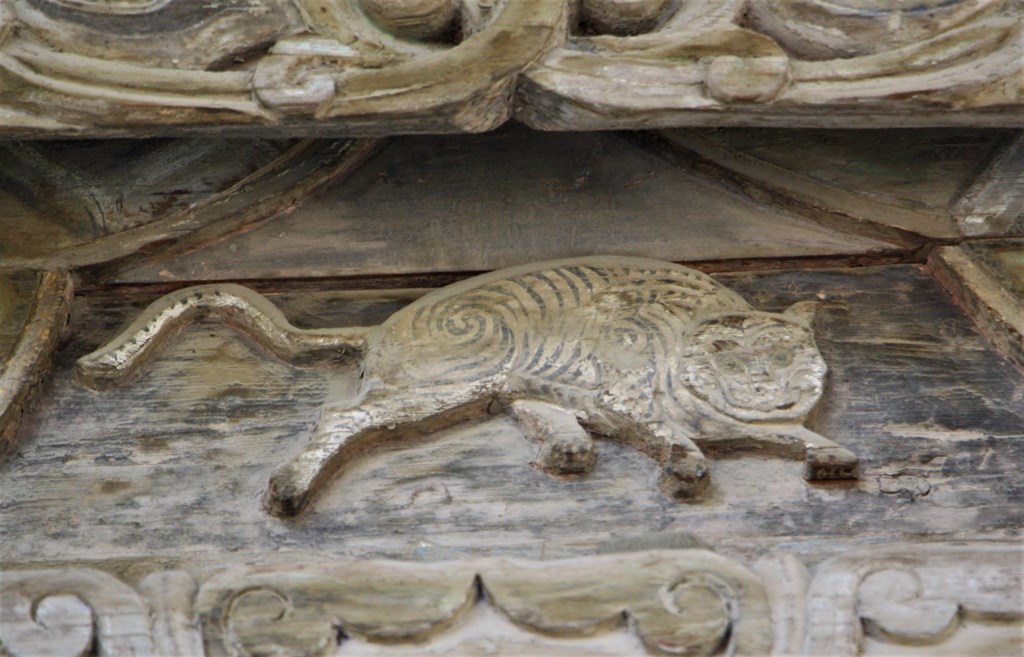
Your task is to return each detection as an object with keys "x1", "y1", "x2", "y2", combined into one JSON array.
[
  {"x1": 804, "y1": 445, "x2": 859, "y2": 481},
  {"x1": 659, "y1": 451, "x2": 711, "y2": 500}
]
